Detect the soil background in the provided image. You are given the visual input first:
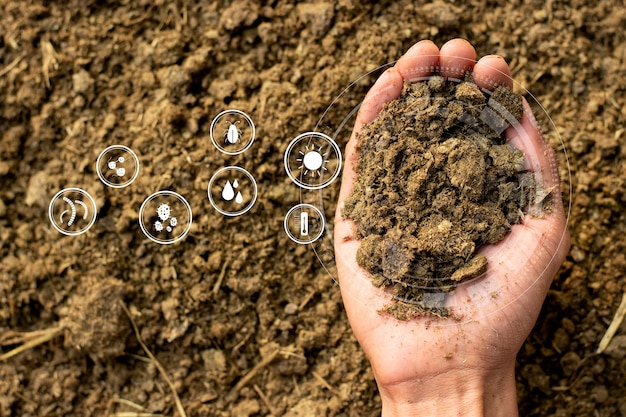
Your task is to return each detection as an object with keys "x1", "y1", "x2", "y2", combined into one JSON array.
[{"x1": 1, "y1": 1, "x2": 625, "y2": 416}]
